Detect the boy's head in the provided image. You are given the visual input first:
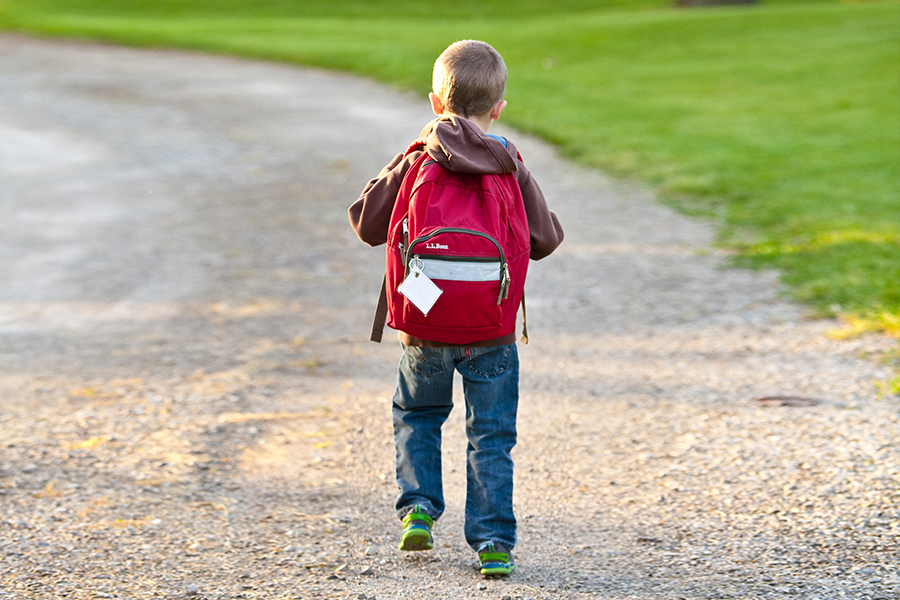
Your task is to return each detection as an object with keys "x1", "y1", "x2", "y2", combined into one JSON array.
[{"x1": 432, "y1": 40, "x2": 507, "y2": 119}]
